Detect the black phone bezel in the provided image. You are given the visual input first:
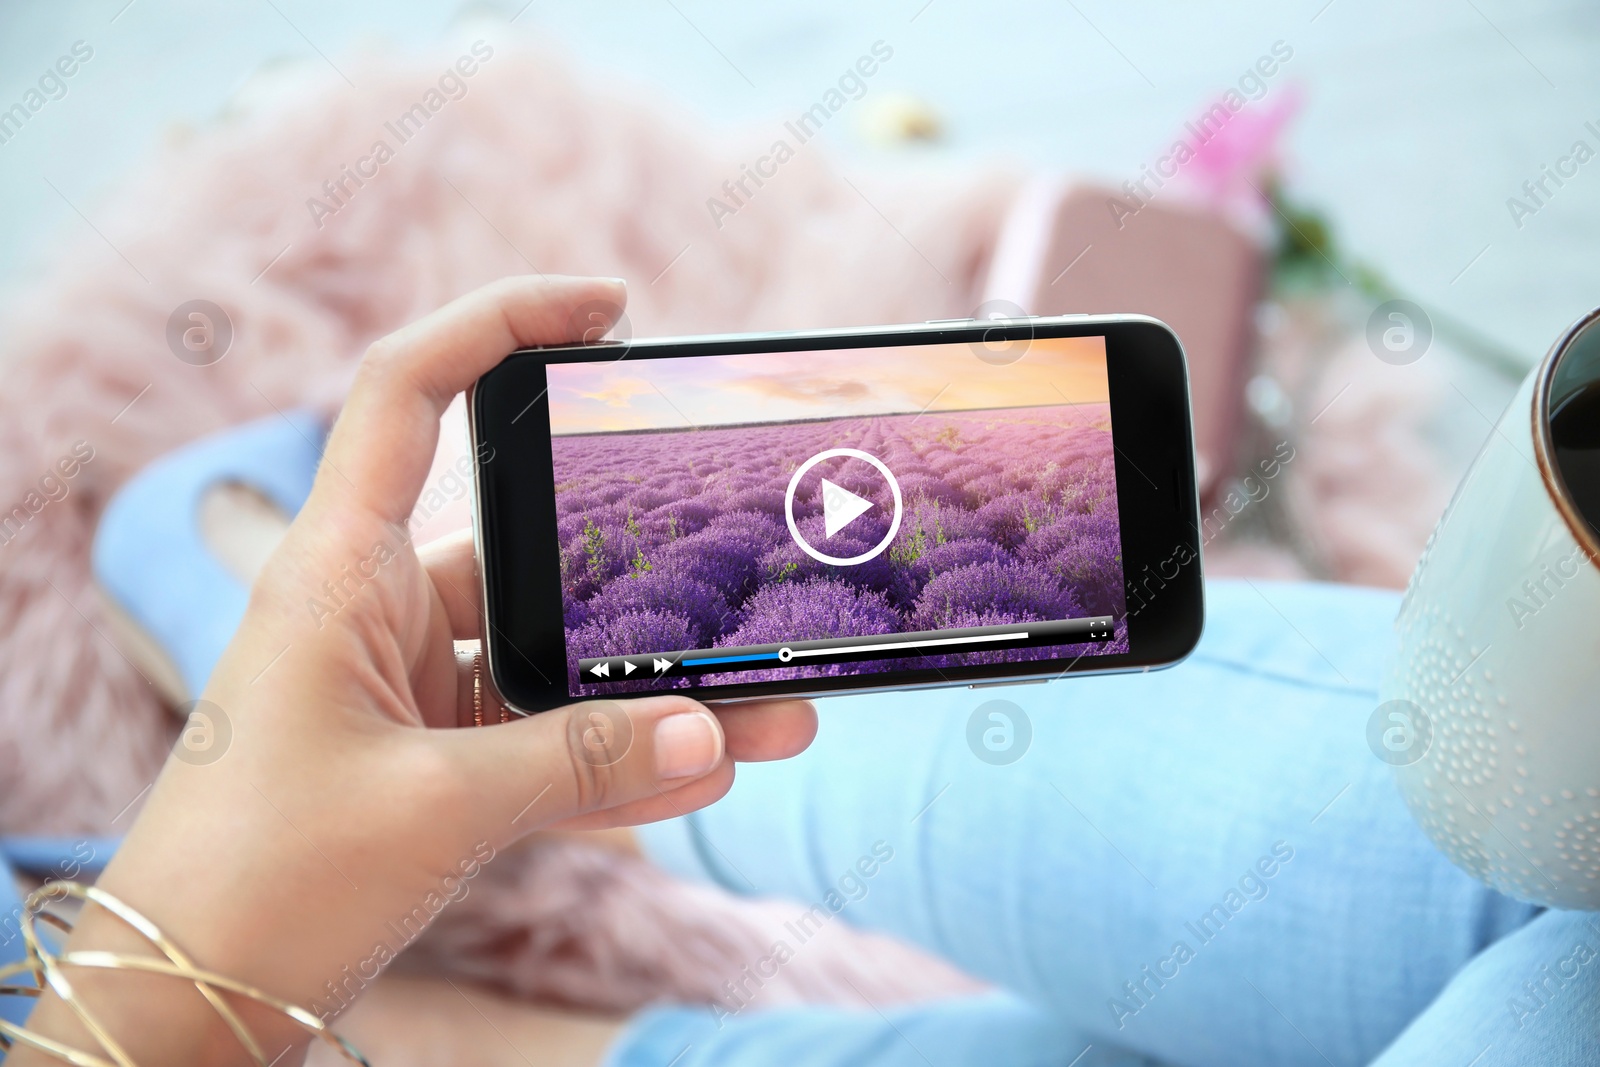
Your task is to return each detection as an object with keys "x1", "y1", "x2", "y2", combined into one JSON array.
[{"x1": 471, "y1": 317, "x2": 1204, "y2": 713}]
